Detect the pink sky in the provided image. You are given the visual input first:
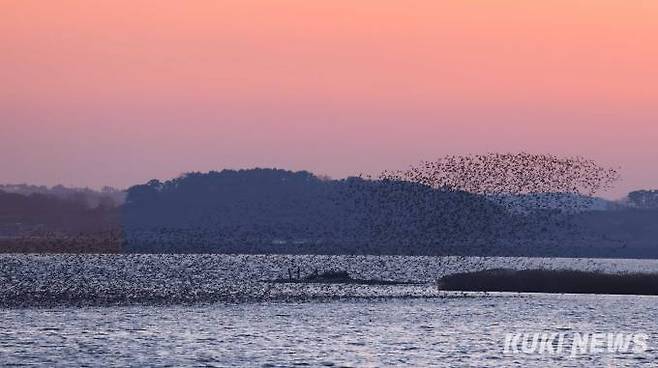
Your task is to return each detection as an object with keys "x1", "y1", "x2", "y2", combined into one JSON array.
[{"x1": 1, "y1": 1, "x2": 657, "y2": 198}]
